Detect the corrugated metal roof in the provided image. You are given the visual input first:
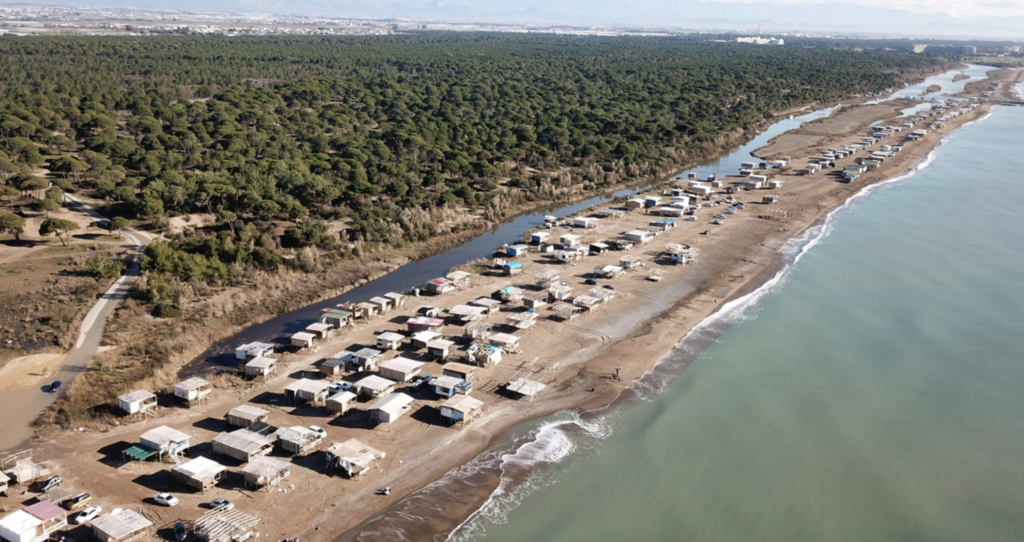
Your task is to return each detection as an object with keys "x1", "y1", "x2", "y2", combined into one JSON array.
[
  {"x1": 284, "y1": 379, "x2": 329, "y2": 395},
  {"x1": 327, "y1": 391, "x2": 357, "y2": 404},
  {"x1": 369, "y1": 393, "x2": 413, "y2": 416},
  {"x1": 174, "y1": 377, "x2": 210, "y2": 392},
  {"x1": 140, "y1": 426, "x2": 190, "y2": 448},
  {"x1": 377, "y1": 332, "x2": 405, "y2": 342},
  {"x1": 213, "y1": 430, "x2": 274, "y2": 455},
  {"x1": 23, "y1": 500, "x2": 65, "y2": 521},
  {"x1": 355, "y1": 375, "x2": 397, "y2": 392},
  {"x1": 227, "y1": 405, "x2": 267, "y2": 421},
  {"x1": 378, "y1": 357, "x2": 424, "y2": 374}
]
